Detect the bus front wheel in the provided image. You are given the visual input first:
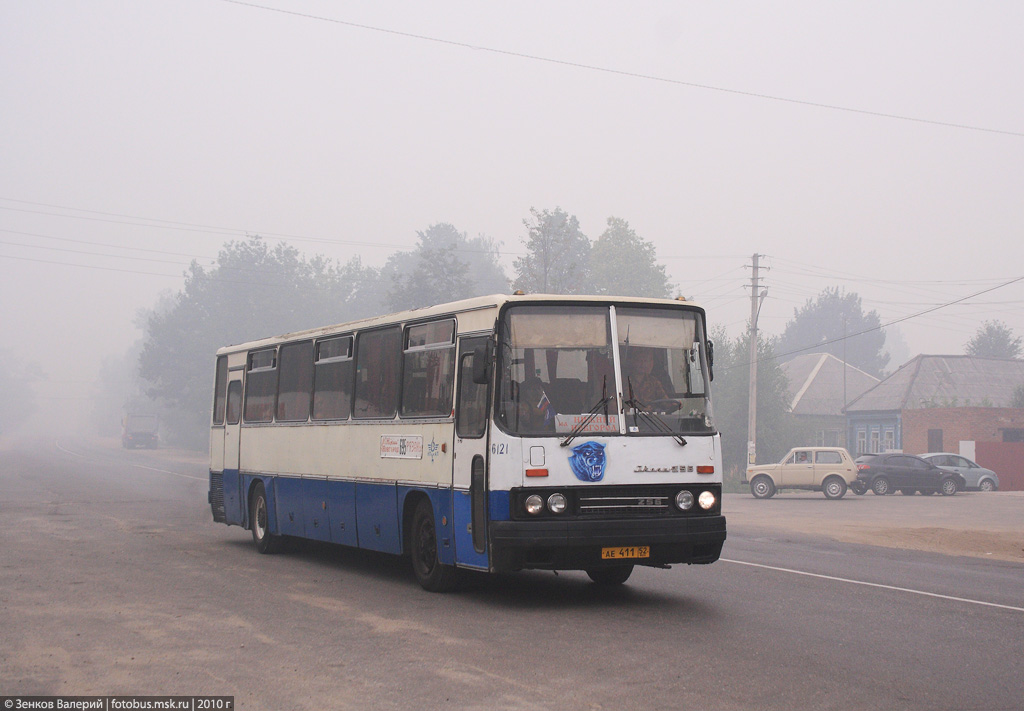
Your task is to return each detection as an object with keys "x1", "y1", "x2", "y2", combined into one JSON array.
[
  {"x1": 410, "y1": 499, "x2": 460, "y2": 592},
  {"x1": 586, "y1": 565, "x2": 634, "y2": 585}
]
